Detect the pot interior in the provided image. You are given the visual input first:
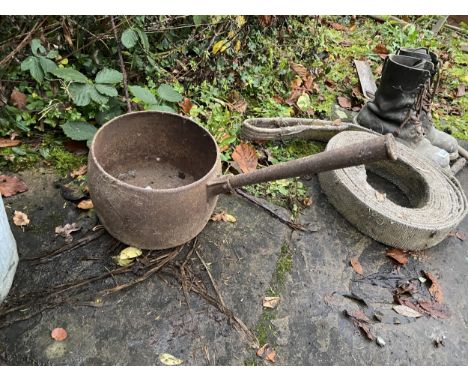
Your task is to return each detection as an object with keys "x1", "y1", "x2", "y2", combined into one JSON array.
[{"x1": 92, "y1": 112, "x2": 218, "y2": 190}]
